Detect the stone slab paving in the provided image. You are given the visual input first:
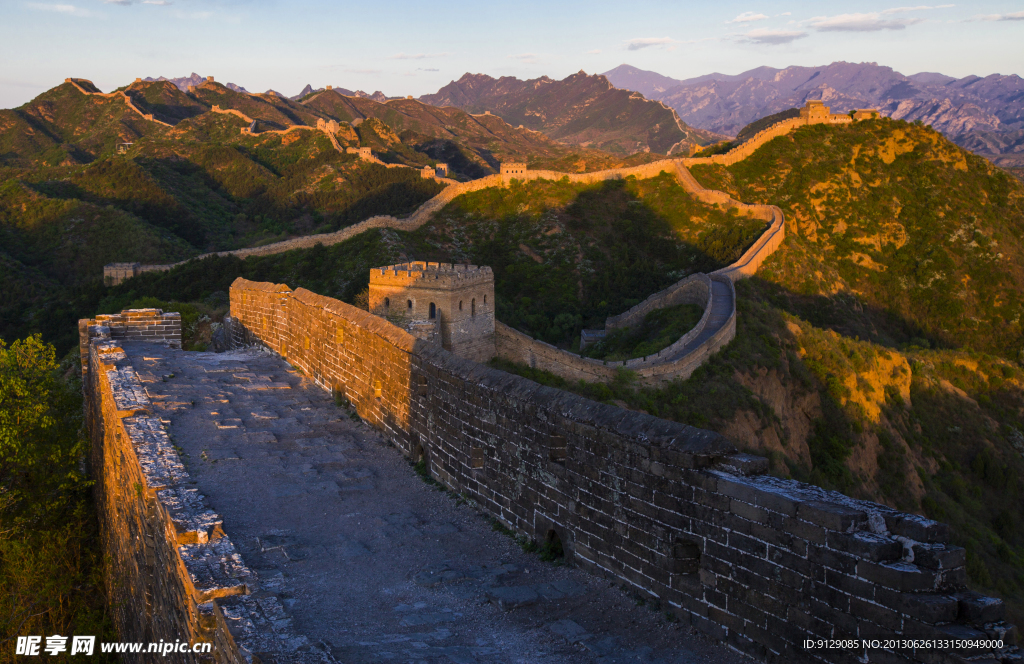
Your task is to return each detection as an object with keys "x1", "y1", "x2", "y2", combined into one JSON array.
[
  {"x1": 124, "y1": 342, "x2": 747, "y2": 664},
  {"x1": 664, "y1": 280, "x2": 733, "y2": 363}
]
